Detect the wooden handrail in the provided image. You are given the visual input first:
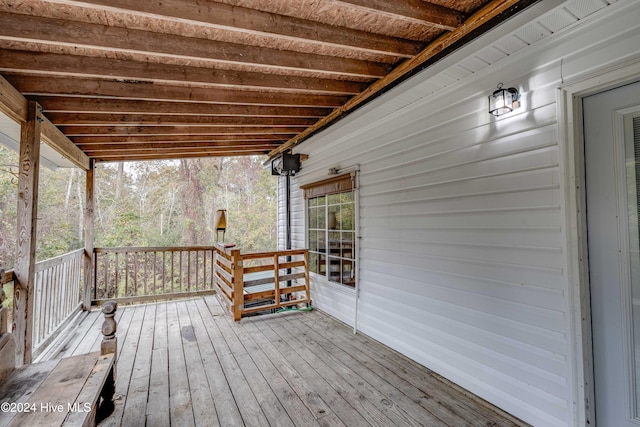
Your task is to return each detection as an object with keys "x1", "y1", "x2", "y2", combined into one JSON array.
[
  {"x1": 32, "y1": 249, "x2": 84, "y2": 358},
  {"x1": 93, "y1": 246, "x2": 217, "y2": 304},
  {"x1": 212, "y1": 246, "x2": 311, "y2": 321}
]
